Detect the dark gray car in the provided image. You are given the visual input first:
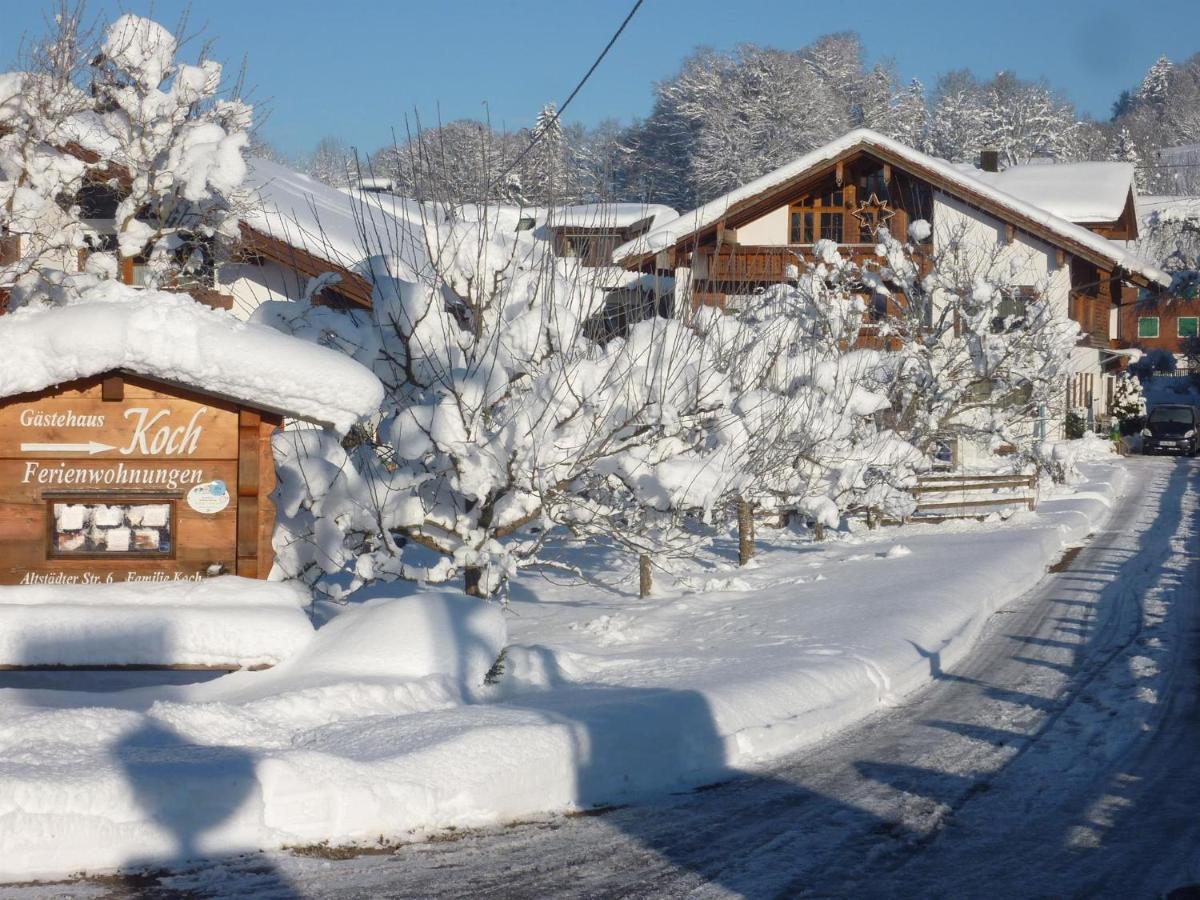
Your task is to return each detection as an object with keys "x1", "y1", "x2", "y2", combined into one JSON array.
[{"x1": 1141, "y1": 404, "x2": 1200, "y2": 455}]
